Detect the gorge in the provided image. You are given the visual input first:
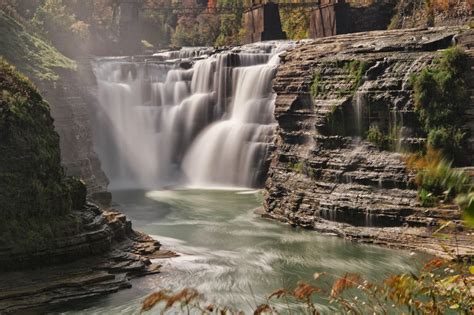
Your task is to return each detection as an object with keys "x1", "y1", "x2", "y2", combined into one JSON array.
[
  {"x1": 60, "y1": 26, "x2": 472, "y2": 313},
  {"x1": 1, "y1": 6, "x2": 473, "y2": 313}
]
